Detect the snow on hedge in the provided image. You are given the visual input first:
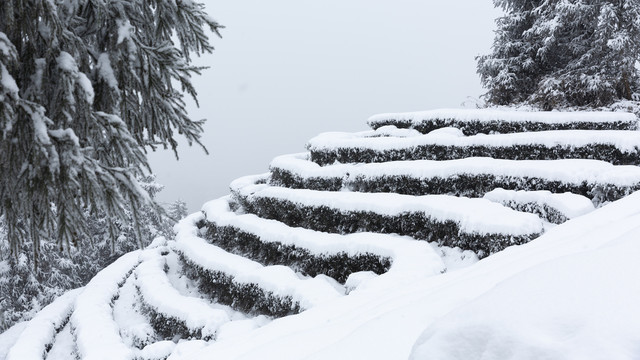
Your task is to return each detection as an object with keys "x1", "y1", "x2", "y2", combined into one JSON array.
[
  {"x1": 45, "y1": 323, "x2": 75, "y2": 360},
  {"x1": 202, "y1": 196, "x2": 446, "y2": 287},
  {"x1": 134, "y1": 250, "x2": 231, "y2": 339},
  {"x1": 112, "y1": 271, "x2": 155, "y2": 350},
  {"x1": 270, "y1": 153, "x2": 640, "y2": 202},
  {"x1": 71, "y1": 250, "x2": 143, "y2": 360},
  {"x1": 184, "y1": 189, "x2": 640, "y2": 360},
  {"x1": 231, "y1": 175, "x2": 543, "y2": 237},
  {"x1": 367, "y1": 108, "x2": 639, "y2": 134},
  {"x1": 483, "y1": 188, "x2": 595, "y2": 224},
  {"x1": 306, "y1": 128, "x2": 640, "y2": 165},
  {"x1": 5, "y1": 288, "x2": 82, "y2": 360},
  {"x1": 173, "y1": 213, "x2": 343, "y2": 311}
]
